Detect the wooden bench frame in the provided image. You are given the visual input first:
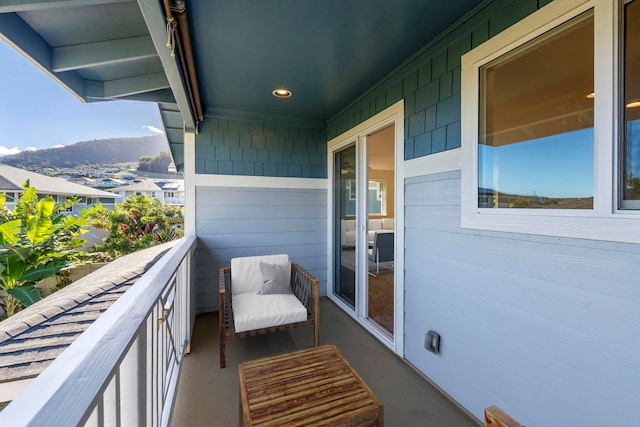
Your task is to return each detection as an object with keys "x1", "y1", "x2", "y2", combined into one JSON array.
[
  {"x1": 219, "y1": 262, "x2": 320, "y2": 368},
  {"x1": 484, "y1": 405, "x2": 524, "y2": 427}
]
